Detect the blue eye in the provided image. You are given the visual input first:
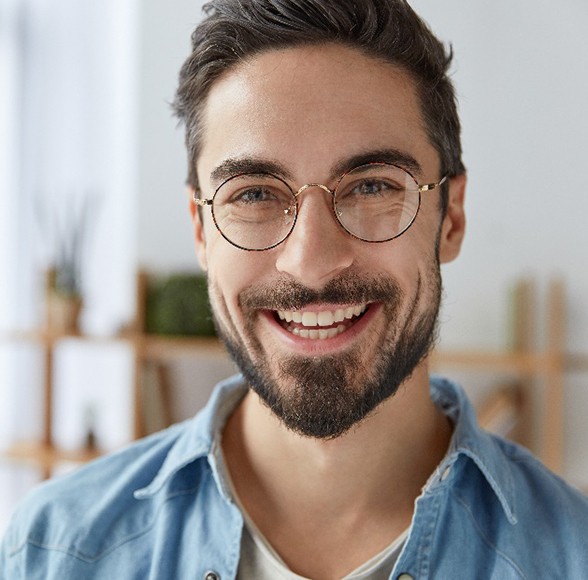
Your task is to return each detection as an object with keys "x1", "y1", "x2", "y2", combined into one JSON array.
[
  {"x1": 355, "y1": 180, "x2": 390, "y2": 195},
  {"x1": 233, "y1": 186, "x2": 276, "y2": 204},
  {"x1": 345, "y1": 178, "x2": 403, "y2": 198}
]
